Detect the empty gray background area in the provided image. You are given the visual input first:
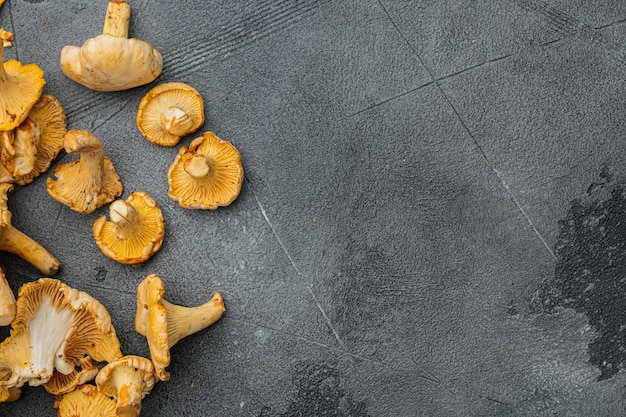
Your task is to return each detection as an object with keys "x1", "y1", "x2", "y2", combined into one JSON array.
[{"x1": 1, "y1": 0, "x2": 626, "y2": 416}]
